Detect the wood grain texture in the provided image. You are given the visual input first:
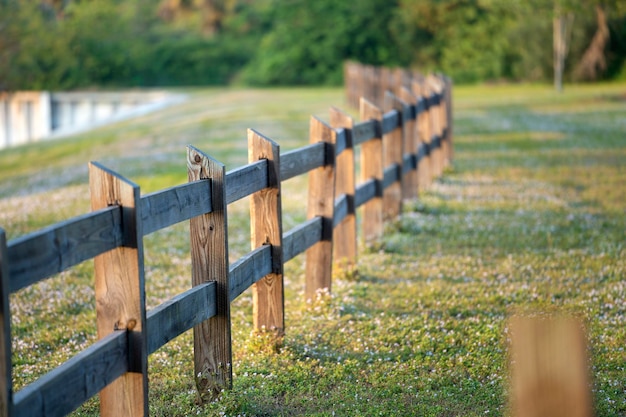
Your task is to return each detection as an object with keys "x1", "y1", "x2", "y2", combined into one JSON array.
[
  {"x1": 187, "y1": 146, "x2": 232, "y2": 401},
  {"x1": 359, "y1": 98, "x2": 384, "y2": 244},
  {"x1": 13, "y1": 331, "x2": 128, "y2": 417},
  {"x1": 146, "y1": 282, "x2": 217, "y2": 355},
  {"x1": 89, "y1": 162, "x2": 148, "y2": 417},
  {"x1": 248, "y1": 129, "x2": 284, "y2": 333},
  {"x1": 226, "y1": 159, "x2": 269, "y2": 205},
  {"x1": 282, "y1": 217, "x2": 323, "y2": 263},
  {"x1": 280, "y1": 143, "x2": 325, "y2": 181},
  {"x1": 0, "y1": 231, "x2": 11, "y2": 417},
  {"x1": 509, "y1": 315, "x2": 592, "y2": 417},
  {"x1": 8, "y1": 206, "x2": 123, "y2": 293},
  {"x1": 229, "y1": 245, "x2": 273, "y2": 303},
  {"x1": 383, "y1": 92, "x2": 404, "y2": 221},
  {"x1": 305, "y1": 116, "x2": 337, "y2": 301},
  {"x1": 330, "y1": 107, "x2": 357, "y2": 272},
  {"x1": 398, "y1": 87, "x2": 420, "y2": 199},
  {"x1": 142, "y1": 181, "x2": 212, "y2": 236}
]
